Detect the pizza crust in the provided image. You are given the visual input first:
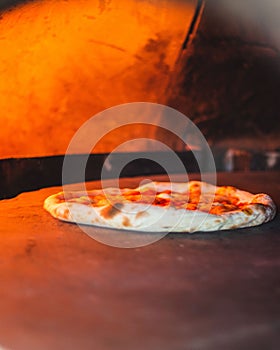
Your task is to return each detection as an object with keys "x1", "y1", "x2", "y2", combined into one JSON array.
[{"x1": 43, "y1": 181, "x2": 276, "y2": 233}]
